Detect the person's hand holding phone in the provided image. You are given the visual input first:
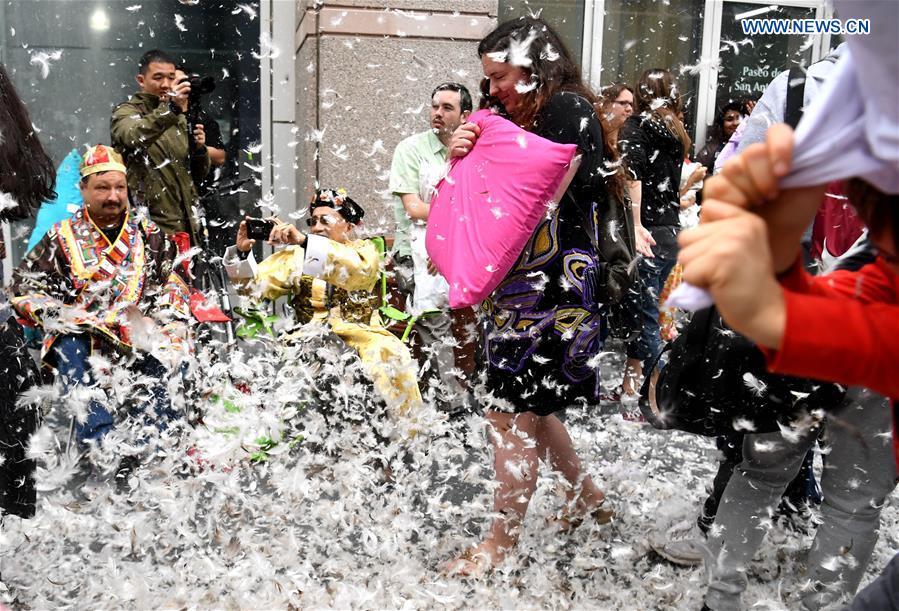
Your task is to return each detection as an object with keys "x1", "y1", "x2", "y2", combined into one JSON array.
[
  {"x1": 241, "y1": 217, "x2": 306, "y2": 250},
  {"x1": 236, "y1": 219, "x2": 261, "y2": 252},
  {"x1": 268, "y1": 217, "x2": 306, "y2": 247}
]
